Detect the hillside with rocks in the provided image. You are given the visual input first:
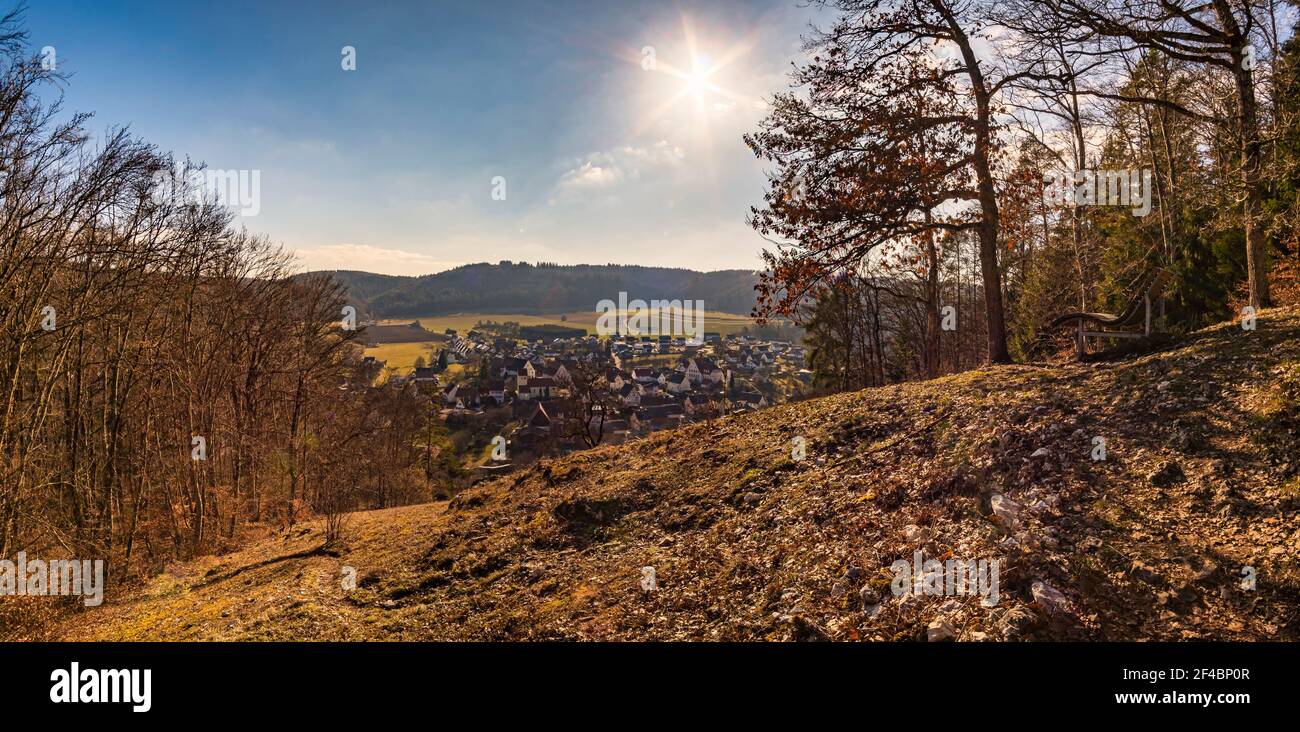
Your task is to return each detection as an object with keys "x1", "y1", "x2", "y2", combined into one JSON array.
[{"x1": 39, "y1": 307, "x2": 1300, "y2": 642}]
